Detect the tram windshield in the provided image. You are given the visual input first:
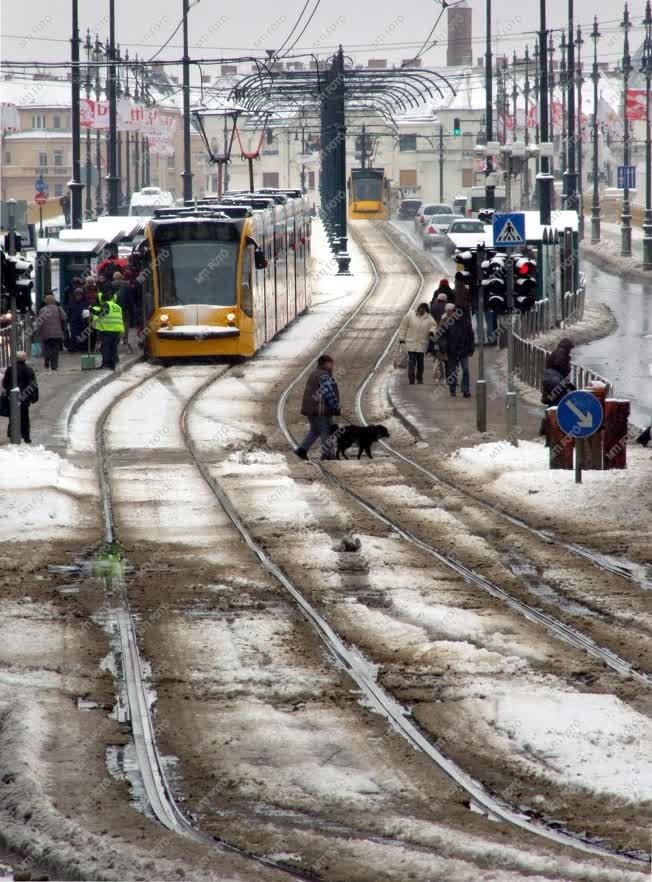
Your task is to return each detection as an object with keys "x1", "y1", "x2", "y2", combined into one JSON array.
[
  {"x1": 156, "y1": 223, "x2": 240, "y2": 306},
  {"x1": 353, "y1": 177, "x2": 383, "y2": 202}
]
